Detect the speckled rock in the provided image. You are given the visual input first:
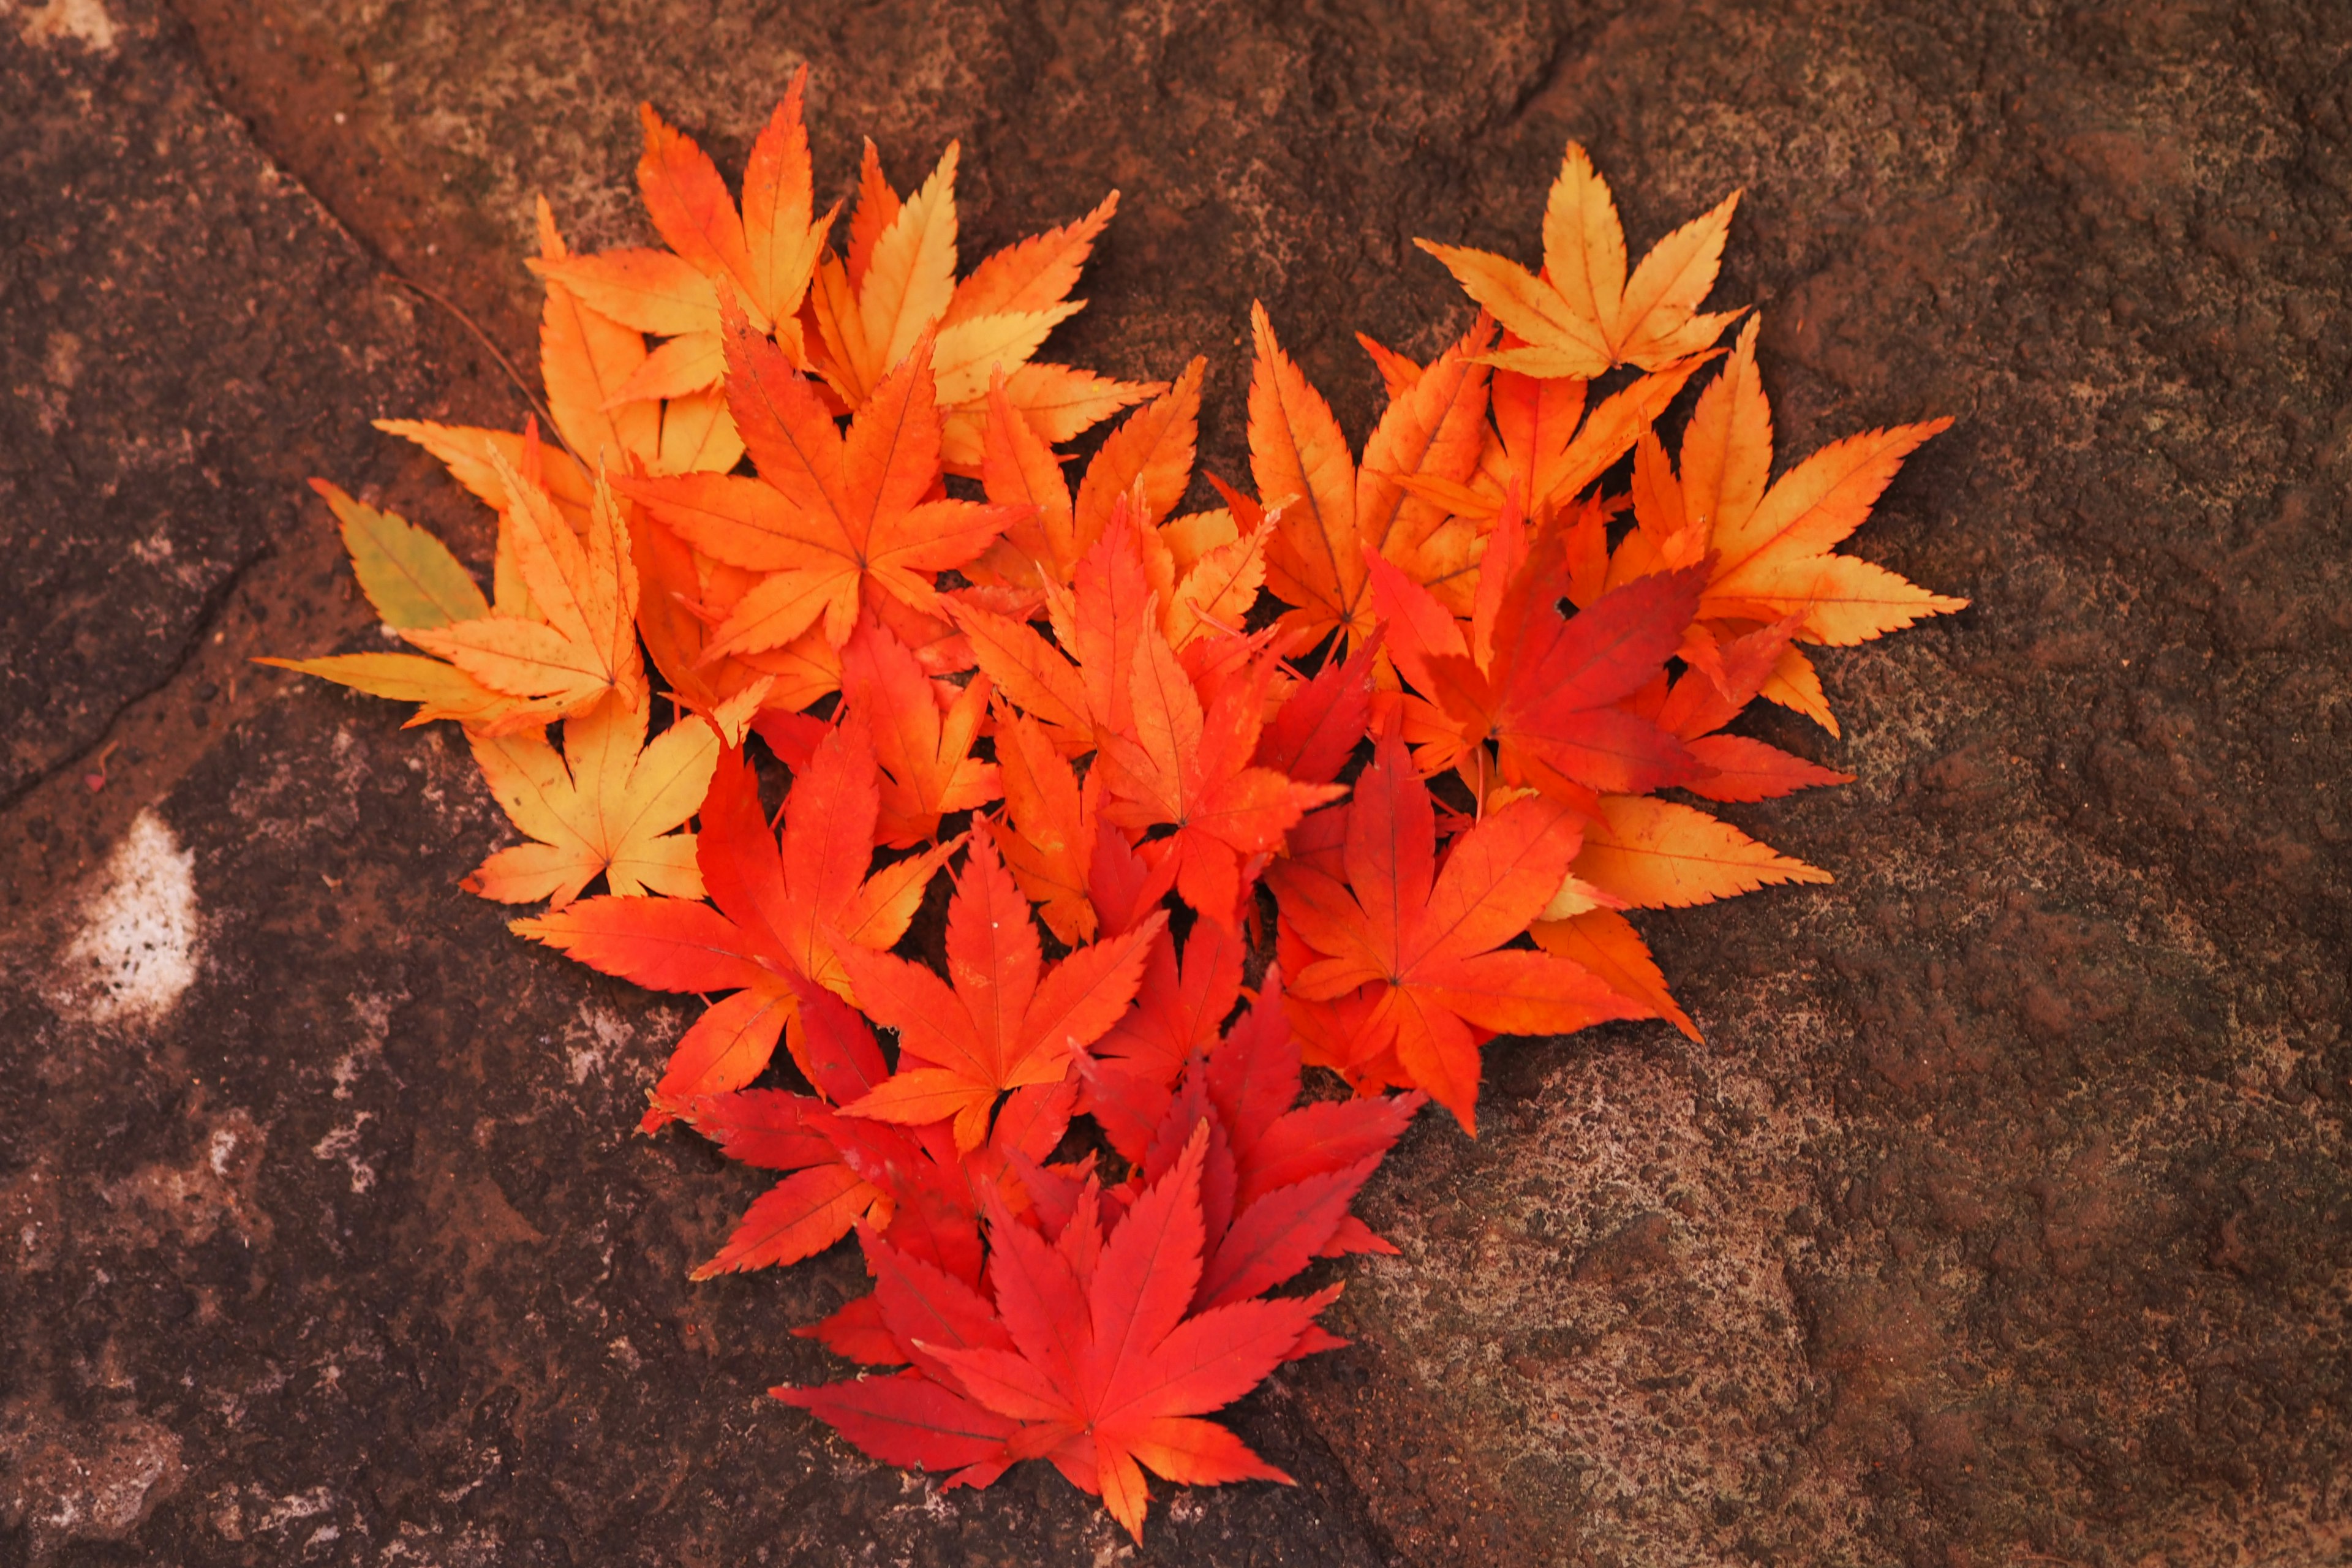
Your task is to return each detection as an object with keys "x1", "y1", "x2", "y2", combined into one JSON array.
[{"x1": 3, "y1": 0, "x2": 2346, "y2": 1564}]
